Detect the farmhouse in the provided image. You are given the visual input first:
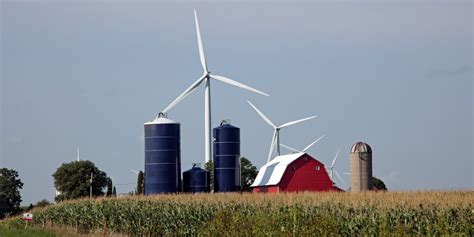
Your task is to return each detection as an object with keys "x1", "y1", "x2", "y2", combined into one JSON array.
[{"x1": 251, "y1": 152, "x2": 341, "y2": 193}]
